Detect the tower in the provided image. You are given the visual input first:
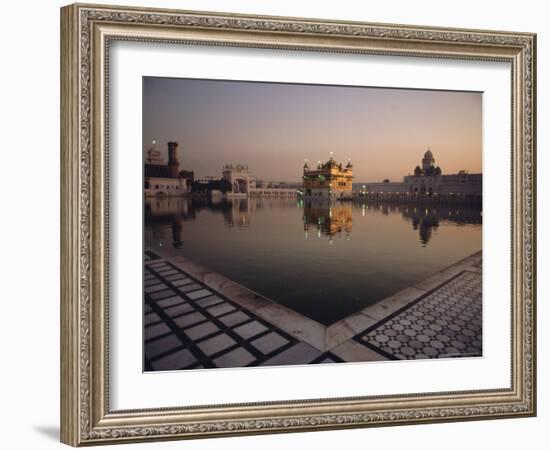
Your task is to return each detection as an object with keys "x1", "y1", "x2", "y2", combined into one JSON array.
[
  {"x1": 422, "y1": 148, "x2": 435, "y2": 172},
  {"x1": 146, "y1": 140, "x2": 163, "y2": 165},
  {"x1": 167, "y1": 141, "x2": 180, "y2": 178}
]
